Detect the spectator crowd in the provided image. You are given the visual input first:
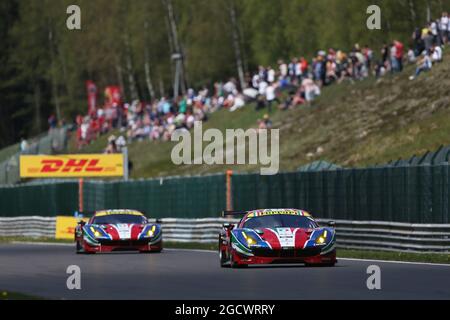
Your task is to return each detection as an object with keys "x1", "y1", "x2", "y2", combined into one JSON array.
[{"x1": 73, "y1": 11, "x2": 448, "y2": 152}]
